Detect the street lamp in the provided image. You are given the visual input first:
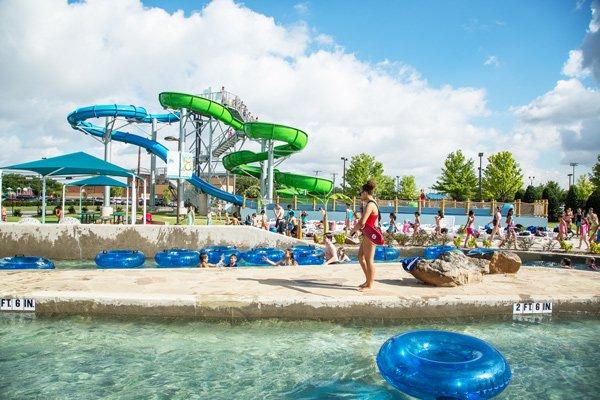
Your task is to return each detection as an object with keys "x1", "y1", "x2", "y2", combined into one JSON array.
[
  {"x1": 164, "y1": 136, "x2": 179, "y2": 142},
  {"x1": 331, "y1": 172, "x2": 337, "y2": 191},
  {"x1": 528, "y1": 176, "x2": 535, "y2": 186},
  {"x1": 341, "y1": 157, "x2": 348, "y2": 191},
  {"x1": 165, "y1": 132, "x2": 183, "y2": 223},
  {"x1": 569, "y1": 162, "x2": 578, "y2": 185},
  {"x1": 568, "y1": 173, "x2": 573, "y2": 187},
  {"x1": 396, "y1": 175, "x2": 400, "y2": 192},
  {"x1": 478, "y1": 152, "x2": 483, "y2": 201}
]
